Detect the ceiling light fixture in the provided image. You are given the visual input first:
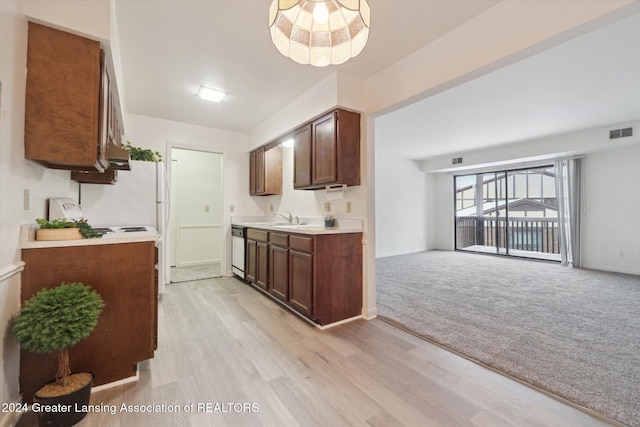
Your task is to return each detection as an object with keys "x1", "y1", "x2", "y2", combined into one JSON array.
[
  {"x1": 196, "y1": 86, "x2": 227, "y2": 102},
  {"x1": 268, "y1": 0, "x2": 371, "y2": 67}
]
